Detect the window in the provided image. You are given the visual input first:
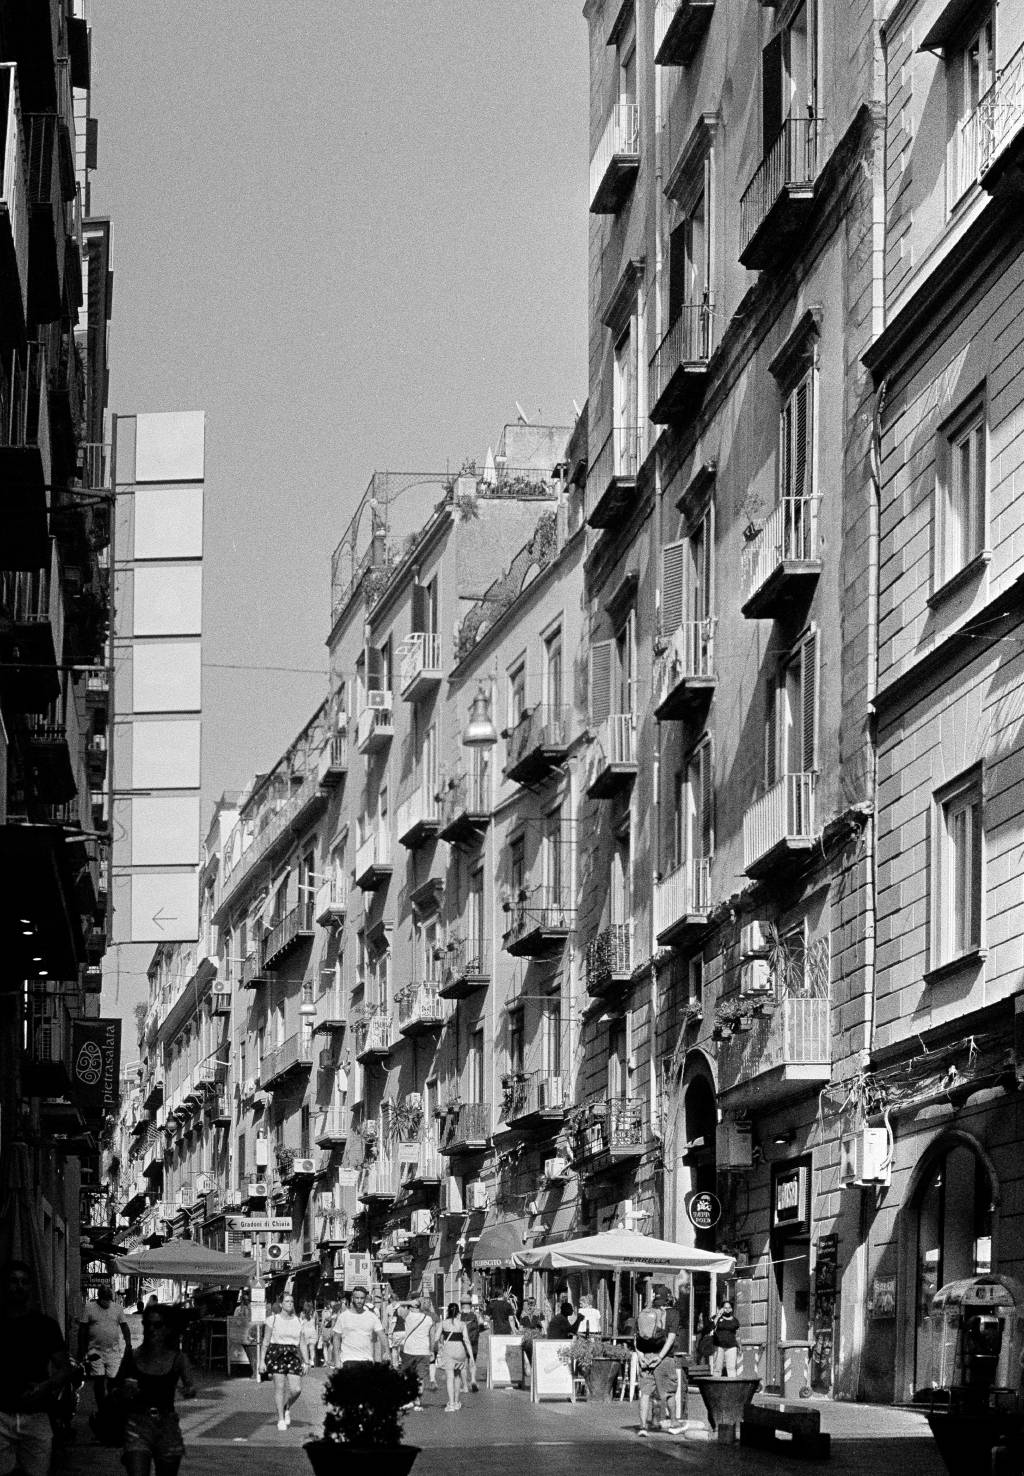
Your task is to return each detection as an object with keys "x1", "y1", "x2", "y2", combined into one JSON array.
[
  {"x1": 762, "y1": 0, "x2": 817, "y2": 152},
  {"x1": 765, "y1": 630, "x2": 818, "y2": 789},
  {"x1": 508, "y1": 1010, "x2": 524, "y2": 1077},
  {"x1": 932, "y1": 769, "x2": 983, "y2": 968},
  {"x1": 936, "y1": 394, "x2": 987, "y2": 589},
  {"x1": 948, "y1": 10, "x2": 995, "y2": 204},
  {"x1": 545, "y1": 806, "x2": 564, "y2": 904},
  {"x1": 236, "y1": 1133, "x2": 245, "y2": 1182},
  {"x1": 590, "y1": 612, "x2": 635, "y2": 724},
  {"x1": 614, "y1": 321, "x2": 639, "y2": 467},
  {"x1": 544, "y1": 625, "x2": 563, "y2": 713},
  {"x1": 509, "y1": 662, "x2": 527, "y2": 727},
  {"x1": 510, "y1": 834, "x2": 526, "y2": 900},
  {"x1": 688, "y1": 954, "x2": 704, "y2": 1008},
  {"x1": 662, "y1": 504, "x2": 714, "y2": 638},
  {"x1": 542, "y1": 993, "x2": 561, "y2": 1079},
  {"x1": 299, "y1": 849, "x2": 315, "y2": 925},
  {"x1": 379, "y1": 636, "x2": 393, "y2": 693},
  {"x1": 469, "y1": 1025, "x2": 485, "y2": 1102},
  {"x1": 779, "y1": 371, "x2": 815, "y2": 509},
  {"x1": 611, "y1": 832, "x2": 631, "y2": 928},
  {"x1": 468, "y1": 867, "x2": 485, "y2": 961}
]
